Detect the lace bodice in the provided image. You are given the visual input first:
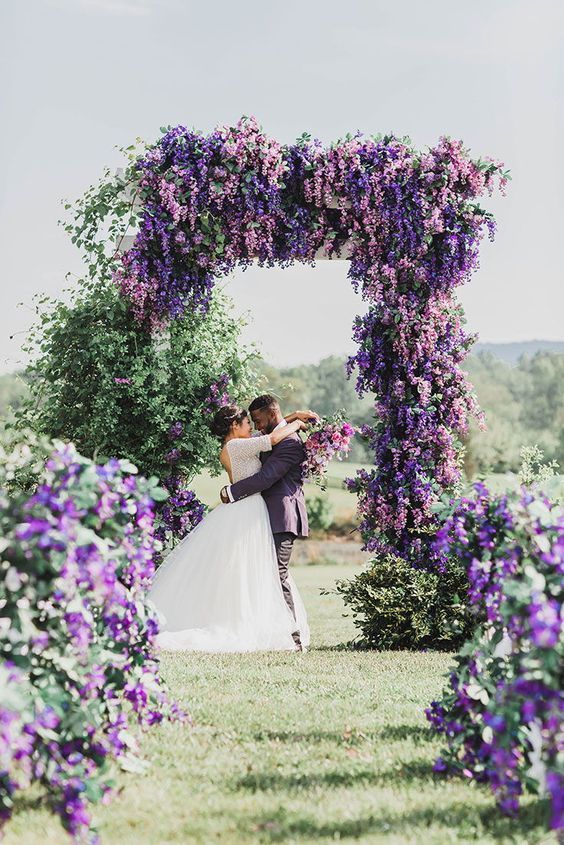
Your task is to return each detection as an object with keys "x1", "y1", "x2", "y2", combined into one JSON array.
[{"x1": 225, "y1": 434, "x2": 272, "y2": 483}]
